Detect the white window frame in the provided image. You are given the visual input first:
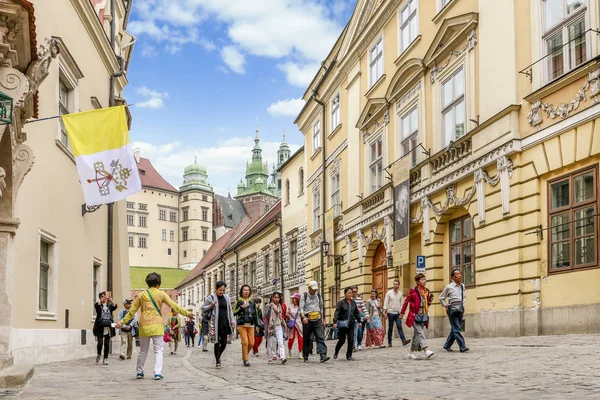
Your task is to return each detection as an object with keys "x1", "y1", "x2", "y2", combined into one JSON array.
[
  {"x1": 202, "y1": 228, "x2": 208, "y2": 241},
  {"x1": 169, "y1": 211, "x2": 177, "y2": 222},
  {"x1": 313, "y1": 189, "x2": 321, "y2": 232},
  {"x1": 368, "y1": 133, "x2": 384, "y2": 194},
  {"x1": 438, "y1": 0, "x2": 453, "y2": 11},
  {"x1": 170, "y1": 230, "x2": 175, "y2": 241},
  {"x1": 162, "y1": 229, "x2": 167, "y2": 241},
  {"x1": 331, "y1": 172, "x2": 341, "y2": 210},
  {"x1": 139, "y1": 215, "x2": 147, "y2": 227},
  {"x1": 159, "y1": 209, "x2": 166, "y2": 221},
  {"x1": 126, "y1": 213, "x2": 134, "y2": 226},
  {"x1": 290, "y1": 239, "x2": 298, "y2": 274},
  {"x1": 299, "y1": 168, "x2": 304, "y2": 195},
  {"x1": 400, "y1": 105, "x2": 420, "y2": 168},
  {"x1": 182, "y1": 227, "x2": 189, "y2": 242},
  {"x1": 201, "y1": 207, "x2": 208, "y2": 221},
  {"x1": 37, "y1": 229, "x2": 59, "y2": 320},
  {"x1": 312, "y1": 120, "x2": 321, "y2": 153},
  {"x1": 369, "y1": 36, "x2": 384, "y2": 87},
  {"x1": 128, "y1": 234, "x2": 134, "y2": 247},
  {"x1": 399, "y1": 0, "x2": 419, "y2": 54},
  {"x1": 139, "y1": 236, "x2": 147, "y2": 248},
  {"x1": 330, "y1": 93, "x2": 340, "y2": 131},
  {"x1": 542, "y1": 0, "x2": 589, "y2": 83},
  {"x1": 441, "y1": 66, "x2": 466, "y2": 147}
]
